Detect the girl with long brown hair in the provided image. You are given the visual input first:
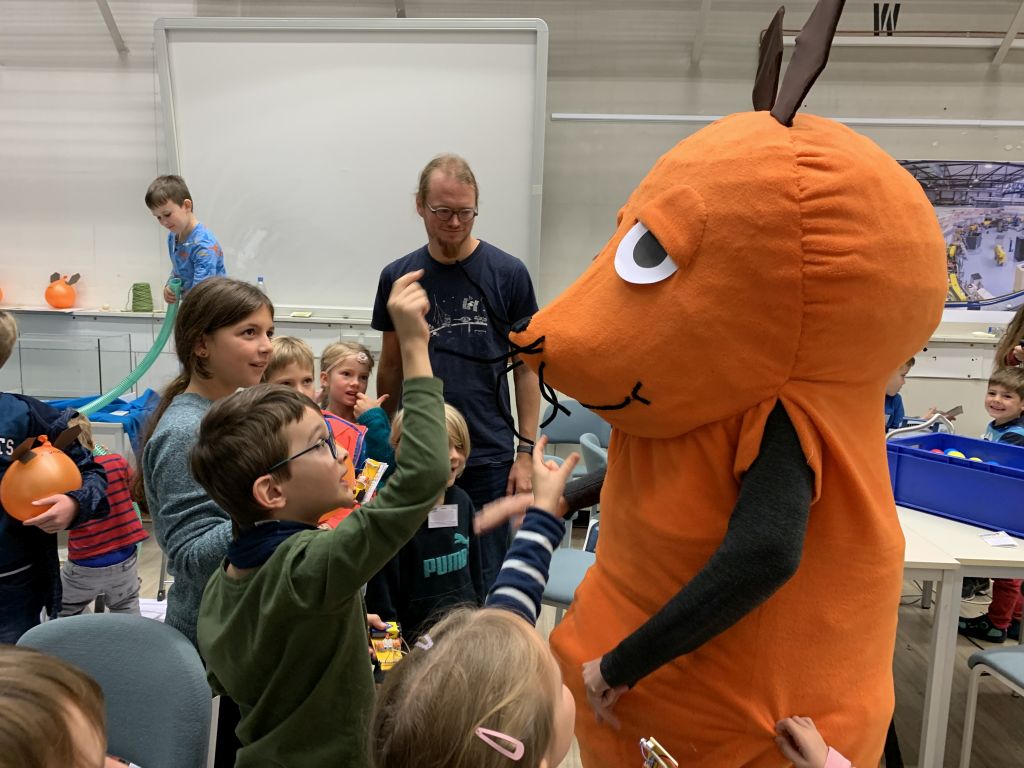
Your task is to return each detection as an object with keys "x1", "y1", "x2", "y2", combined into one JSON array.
[{"x1": 136, "y1": 277, "x2": 273, "y2": 646}]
